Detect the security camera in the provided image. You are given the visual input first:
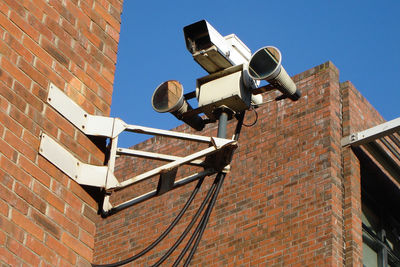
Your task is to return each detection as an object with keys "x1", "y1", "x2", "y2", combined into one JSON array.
[
  {"x1": 183, "y1": 20, "x2": 251, "y2": 74},
  {"x1": 248, "y1": 46, "x2": 301, "y2": 101}
]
